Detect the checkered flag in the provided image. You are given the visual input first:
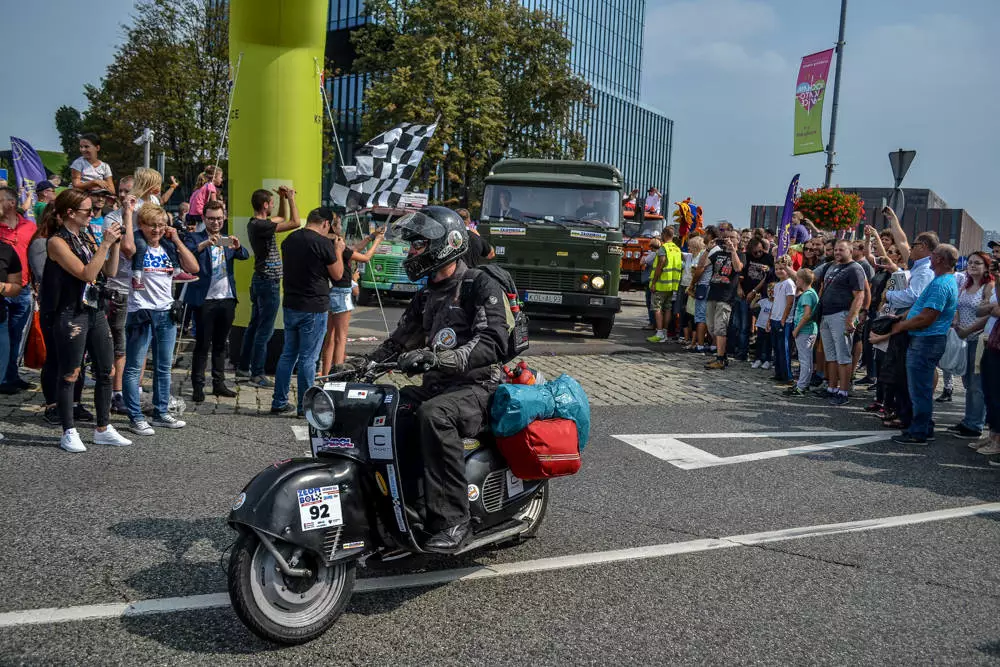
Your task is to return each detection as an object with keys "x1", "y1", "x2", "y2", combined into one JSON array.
[{"x1": 330, "y1": 120, "x2": 438, "y2": 211}]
